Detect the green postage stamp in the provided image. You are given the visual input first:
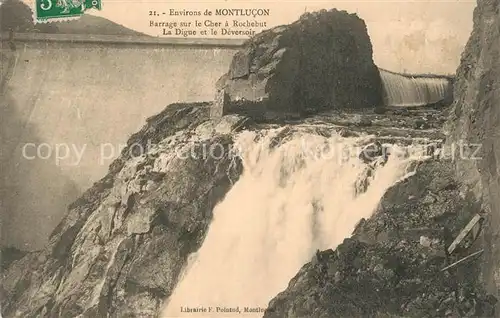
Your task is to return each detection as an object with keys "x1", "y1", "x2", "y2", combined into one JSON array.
[{"x1": 35, "y1": 0, "x2": 102, "y2": 22}]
